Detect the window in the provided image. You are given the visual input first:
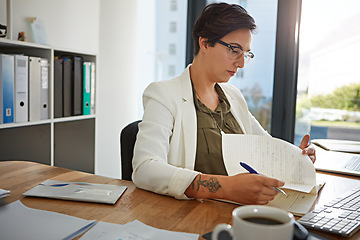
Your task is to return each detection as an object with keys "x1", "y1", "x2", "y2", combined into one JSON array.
[
  {"x1": 169, "y1": 43, "x2": 176, "y2": 55},
  {"x1": 169, "y1": 22, "x2": 177, "y2": 33},
  {"x1": 294, "y1": 0, "x2": 360, "y2": 145},
  {"x1": 170, "y1": 0, "x2": 177, "y2": 11},
  {"x1": 137, "y1": 0, "x2": 188, "y2": 116},
  {"x1": 168, "y1": 65, "x2": 176, "y2": 76},
  {"x1": 207, "y1": 0, "x2": 278, "y2": 131}
]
